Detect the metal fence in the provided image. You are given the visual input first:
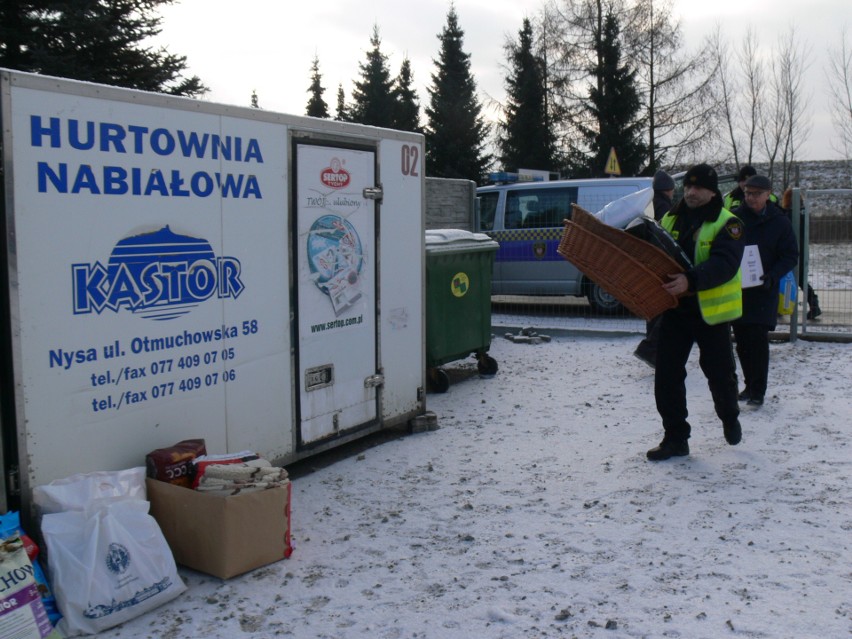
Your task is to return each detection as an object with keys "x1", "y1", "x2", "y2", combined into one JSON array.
[
  {"x1": 787, "y1": 188, "x2": 852, "y2": 341},
  {"x1": 490, "y1": 188, "x2": 852, "y2": 343}
]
